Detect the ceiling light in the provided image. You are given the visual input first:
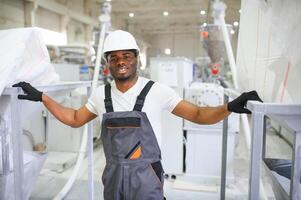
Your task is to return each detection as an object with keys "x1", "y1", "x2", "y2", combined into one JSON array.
[
  {"x1": 239, "y1": 9, "x2": 241, "y2": 13},
  {"x1": 129, "y1": 13, "x2": 134, "y2": 18},
  {"x1": 106, "y1": 0, "x2": 111, "y2": 2},
  {"x1": 202, "y1": 22, "x2": 207, "y2": 27},
  {"x1": 200, "y1": 10, "x2": 206, "y2": 15},
  {"x1": 163, "y1": 11, "x2": 169, "y2": 16},
  {"x1": 233, "y1": 21, "x2": 239, "y2": 27},
  {"x1": 164, "y1": 48, "x2": 171, "y2": 55},
  {"x1": 230, "y1": 29, "x2": 235, "y2": 35}
]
